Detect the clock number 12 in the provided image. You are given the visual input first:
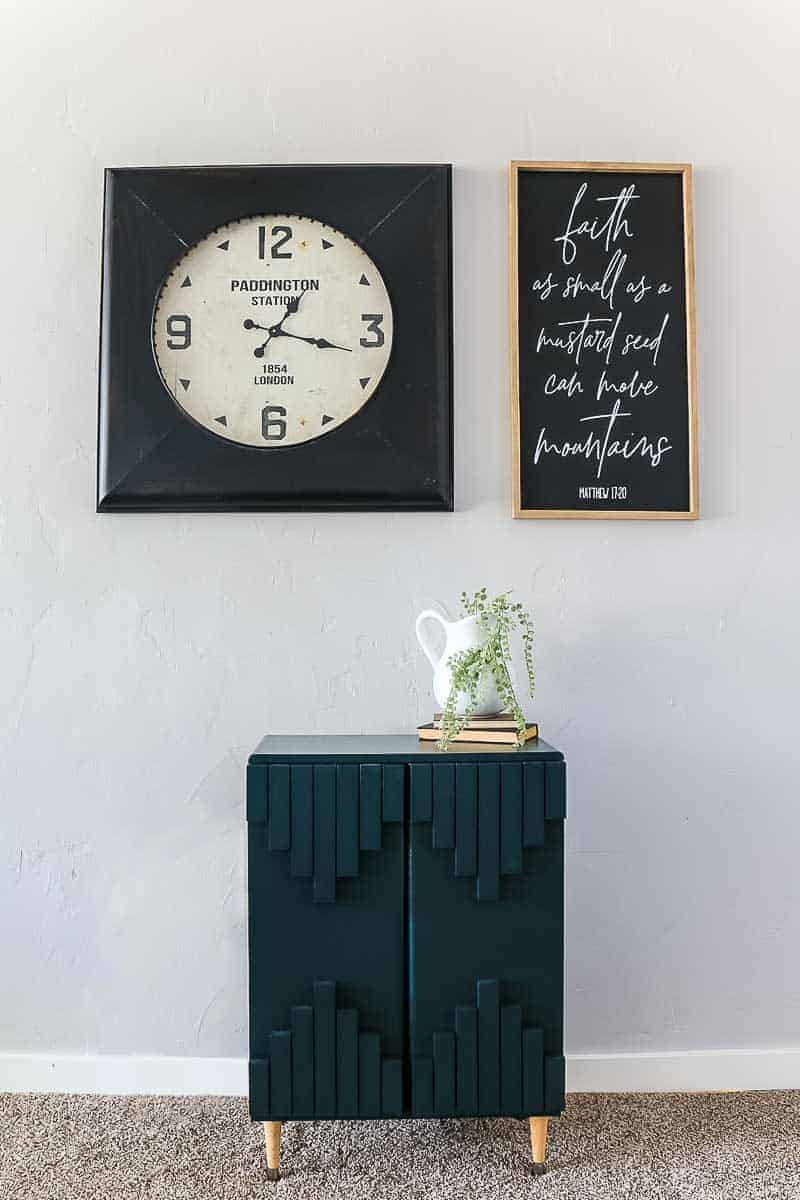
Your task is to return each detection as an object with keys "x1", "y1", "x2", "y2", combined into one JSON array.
[{"x1": 258, "y1": 225, "x2": 293, "y2": 260}]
